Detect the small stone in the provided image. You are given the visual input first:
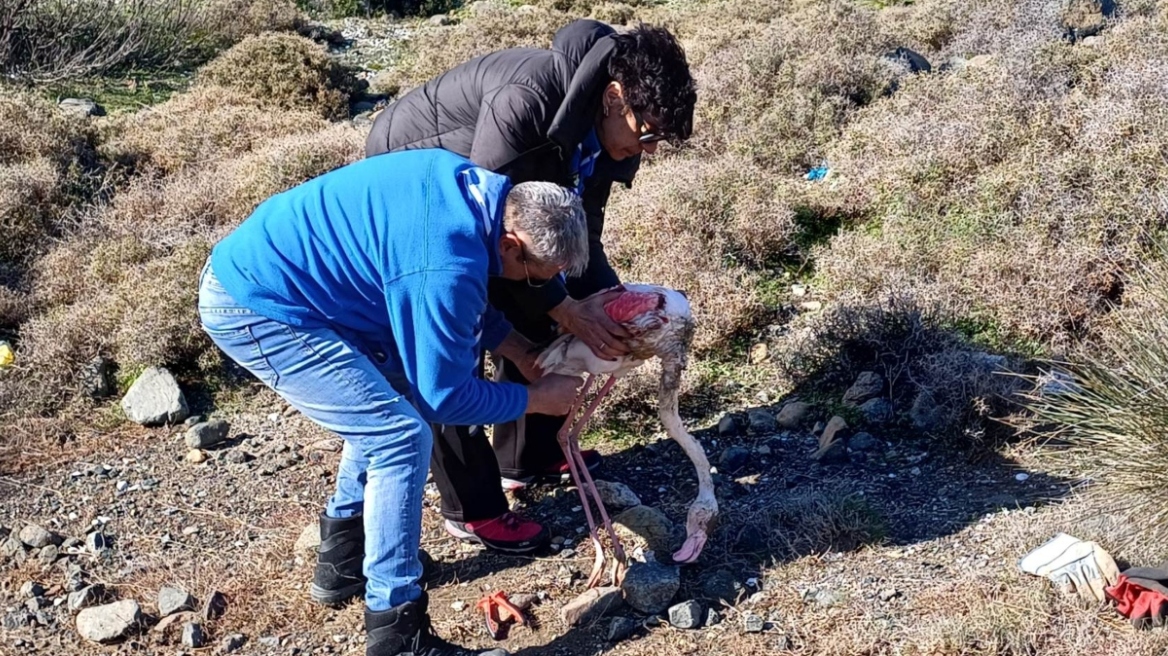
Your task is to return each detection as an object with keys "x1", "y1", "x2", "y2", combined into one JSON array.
[
  {"x1": 182, "y1": 526, "x2": 200, "y2": 536},
  {"x1": 428, "y1": 13, "x2": 454, "y2": 25},
  {"x1": 593, "y1": 480, "x2": 641, "y2": 509},
  {"x1": 815, "y1": 416, "x2": 850, "y2": 464},
  {"x1": 807, "y1": 588, "x2": 844, "y2": 607},
  {"x1": 909, "y1": 392, "x2": 944, "y2": 432},
  {"x1": 716, "y1": 415, "x2": 738, "y2": 436},
  {"x1": 508, "y1": 593, "x2": 539, "y2": 611},
  {"x1": 800, "y1": 300, "x2": 823, "y2": 311},
  {"x1": 86, "y1": 532, "x2": 109, "y2": 552},
  {"x1": 76, "y1": 600, "x2": 141, "y2": 643},
  {"x1": 226, "y1": 450, "x2": 255, "y2": 464},
  {"x1": 259, "y1": 636, "x2": 280, "y2": 647},
  {"x1": 19, "y1": 524, "x2": 55, "y2": 548},
  {"x1": 182, "y1": 622, "x2": 206, "y2": 648},
  {"x1": 295, "y1": 523, "x2": 321, "y2": 553},
  {"x1": 20, "y1": 581, "x2": 45, "y2": 598},
  {"x1": 81, "y1": 356, "x2": 115, "y2": 399},
  {"x1": 756, "y1": 444, "x2": 772, "y2": 456},
  {"x1": 749, "y1": 343, "x2": 769, "y2": 364},
  {"x1": 667, "y1": 600, "x2": 704, "y2": 629},
  {"x1": 1016, "y1": 472, "x2": 1031, "y2": 482},
  {"x1": 858, "y1": 397, "x2": 893, "y2": 424},
  {"x1": 222, "y1": 634, "x2": 247, "y2": 652},
  {"x1": 613, "y1": 506, "x2": 676, "y2": 554},
  {"x1": 59, "y1": 98, "x2": 104, "y2": 117},
  {"x1": 26, "y1": 596, "x2": 47, "y2": 611},
  {"x1": 120, "y1": 366, "x2": 189, "y2": 426},
  {"x1": 451, "y1": 600, "x2": 467, "y2": 612},
  {"x1": 742, "y1": 611, "x2": 765, "y2": 633},
  {"x1": 202, "y1": 591, "x2": 227, "y2": 620},
  {"x1": 607, "y1": 616, "x2": 638, "y2": 642},
  {"x1": 158, "y1": 587, "x2": 196, "y2": 616},
  {"x1": 879, "y1": 588, "x2": 900, "y2": 602},
  {"x1": 621, "y1": 560, "x2": 680, "y2": 614},
  {"x1": 185, "y1": 419, "x2": 230, "y2": 449},
  {"x1": 776, "y1": 402, "x2": 812, "y2": 429},
  {"x1": 719, "y1": 446, "x2": 750, "y2": 473},
  {"x1": 38, "y1": 544, "x2": 60, "y2": 564},
  {"x1": 702, "y1": 570, "x2": 741, "y2": 604},
  {"x1": 791, "y1": 283, "x2": 808, "y2": 296},
  {"x1": 68, "y1": 585, "x2": 105, "y2": 612},
  {"x1": 2, "y1": 537, "x2": 27, "y2": 560},
  {"x1": 849, "y1": 432, "x2": 879, "y2": 452},
  {"x1": 185, "y1": 449, "x2": 208, "y2": 464},
  {"x1": 306, "y1": 439, "x2": 342, "y2": 453},
  {"x1": 747, "y1": 409, "x2": 777, "y2": 434},
  {"x1": 844, "y1": 371, "x2": 884, "y2": 405},
  {"x1": 560, "y1": 586, "x2": 623, "y2": 626}
]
